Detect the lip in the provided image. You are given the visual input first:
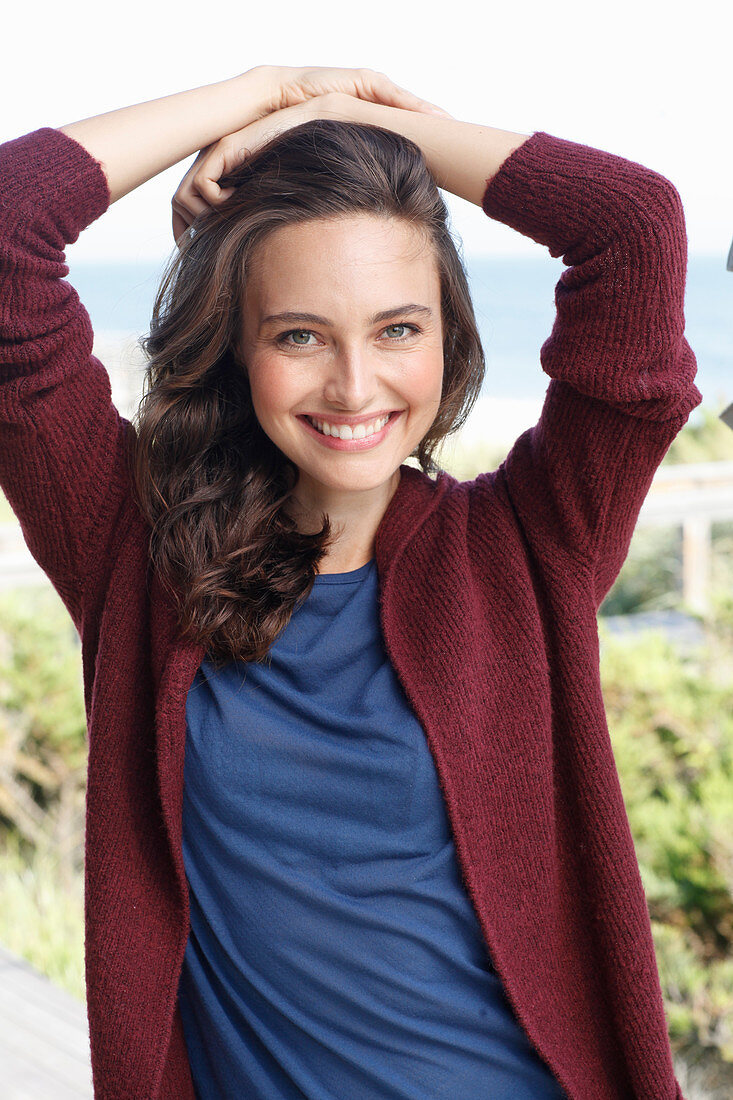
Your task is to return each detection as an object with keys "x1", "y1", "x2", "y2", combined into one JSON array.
[{"x1": 298, "y1": 410, "x2": 402, "y2": 451}]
